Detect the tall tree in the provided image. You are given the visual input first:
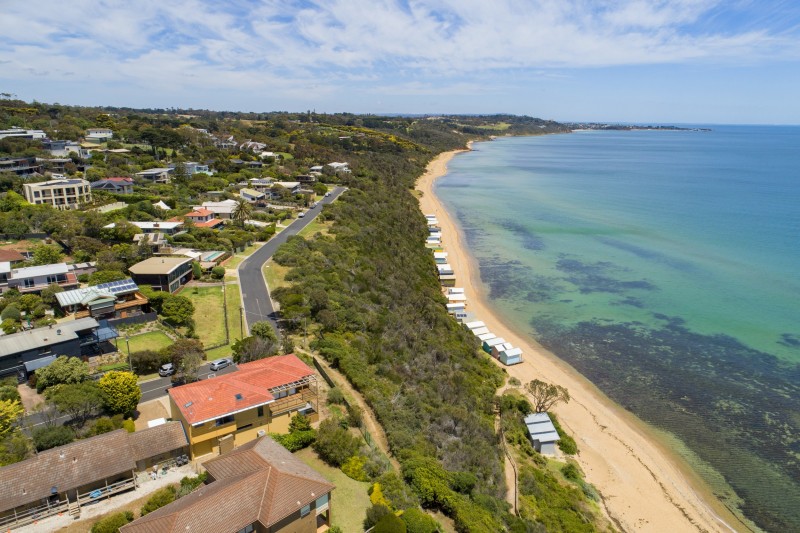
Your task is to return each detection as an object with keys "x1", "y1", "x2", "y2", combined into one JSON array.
[
  {"x1": 46, "y1": 382, "x2": 103, "y2": 428},
  {"x1": 232, "y1": 198, "x2": 252, "y2": 227},
  {"x1": 525, "y1": 380, "x2": 571, "y2": 413},
  {"x1": 0, "y1": 399, "x2": 24, "y2": 438}
]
